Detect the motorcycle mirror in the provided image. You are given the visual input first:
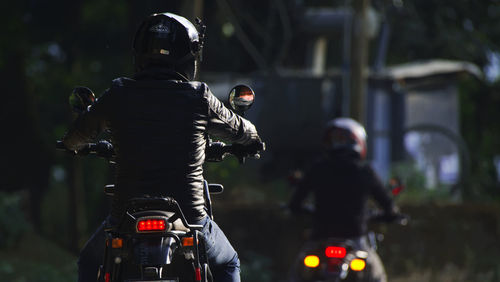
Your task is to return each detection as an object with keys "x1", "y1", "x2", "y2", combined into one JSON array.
[
  {"x1": 208, "y1": 184, "x2": 224, "y2": 194},
  {"x1": 228, "y1": 84, "x2": 255, "y2": 114},
  {"x1": 389, "y1": 177, "x2": 404, "y2": 196},
  {"x1": 69, "y1": 86, "x2": 96, "y2": 114}
]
